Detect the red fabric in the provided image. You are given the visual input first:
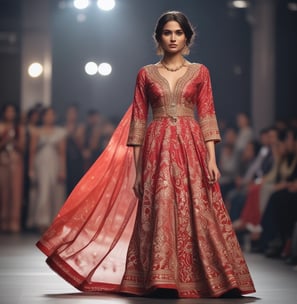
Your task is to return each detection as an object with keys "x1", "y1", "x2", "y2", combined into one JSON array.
[
  {"x1": 121, "y1": 64, "x2": 255, "y2": 297},
  {"x1": 37, "y1": 64, "x2": 255, "y2": 298},
  {"x1": 240, "y1": 184, "x2": 261, "y2": 225},
  {"x1": 37, "y1": 106, "x2": 138, "y2": 291}
]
